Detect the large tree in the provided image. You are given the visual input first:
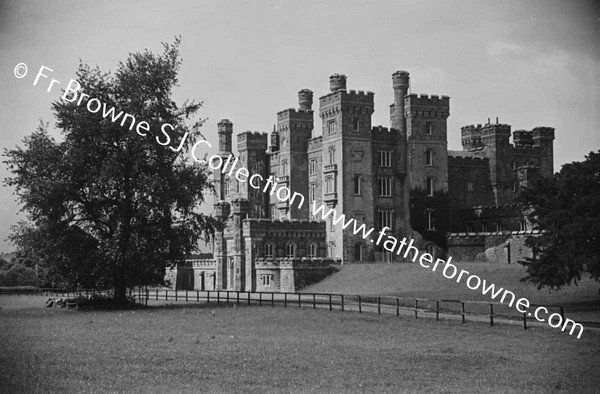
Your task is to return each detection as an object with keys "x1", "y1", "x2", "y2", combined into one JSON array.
[
  {"x1": 519, "y1": 150, "x2": 600, "y2": 290},
  {"x1": 4, "y1": 38, "x2": 220, "y2": 301}
]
